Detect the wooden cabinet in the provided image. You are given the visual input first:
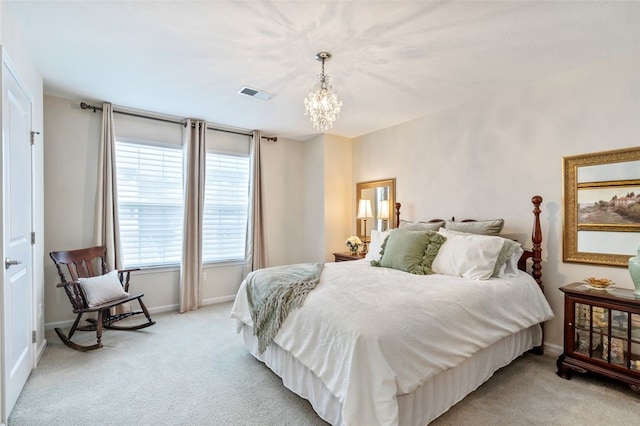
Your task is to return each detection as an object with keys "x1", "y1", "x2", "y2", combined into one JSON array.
[
  {"x1": 557, "y1": 282, "x2": 640, "y2": 392},
  {"x1": 333, "y1": 252, "x2": 365, "y2": 262}
]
